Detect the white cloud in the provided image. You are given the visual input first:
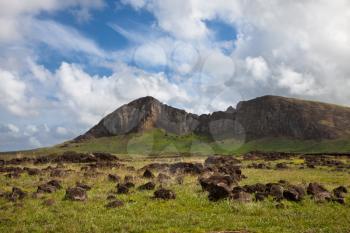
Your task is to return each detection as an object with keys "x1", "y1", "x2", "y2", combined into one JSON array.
[
  {"x1": 245, "y1": 56, "x2": 269, "y2": 81},
  {"x1": 29, "y1": 136, "x2": 41, "y2": 147},
  {"x1": 55, "y1": 62, "x2": 189, "y2": 125},
  {"x1": 27, "y1": 19, "x2": 105, "y2": 57},
  {"x1": 0, "y1": 123, "x2": 19, "y2": 134},
  {"x1": 277, "y1": 67, "x2": 319, "y2": 96},
  {"x1": 0, "y1": 68, "x2": 38, "y2": 116},
  {"x1": 56, "y1": 126, "x2": 68, "y2": 135}
]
